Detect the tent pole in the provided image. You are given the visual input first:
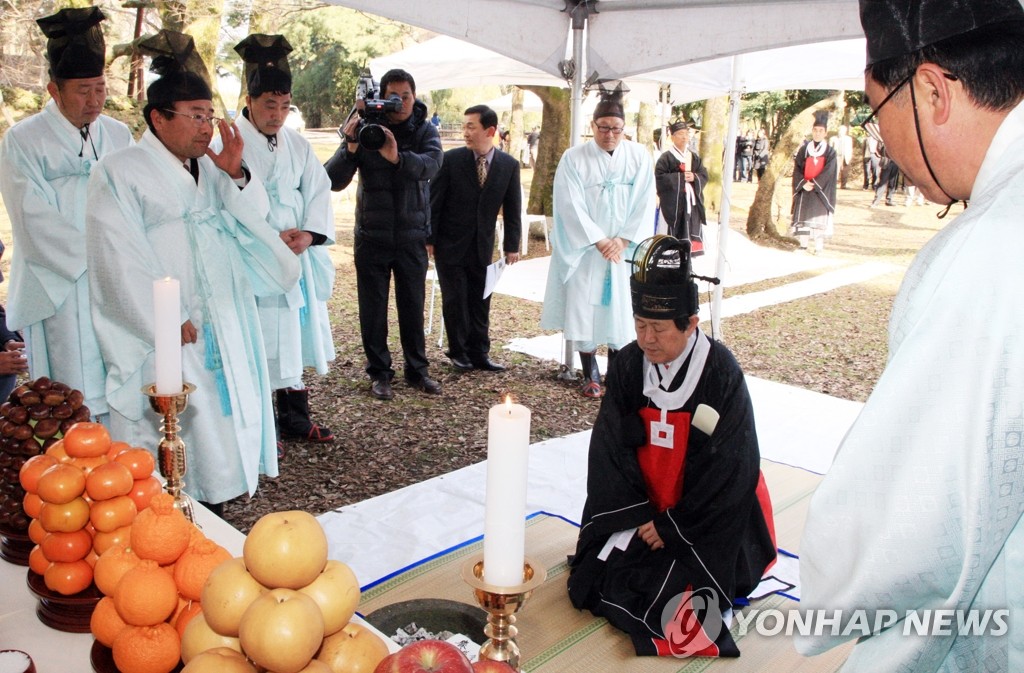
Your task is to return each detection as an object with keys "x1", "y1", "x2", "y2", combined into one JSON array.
[
  {"x1": 712, "y1": 54, "x2": 744, "y2": 340},
  {"x1": 561, "y1": 5, "x2": 589, "y2": 379}
]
